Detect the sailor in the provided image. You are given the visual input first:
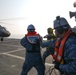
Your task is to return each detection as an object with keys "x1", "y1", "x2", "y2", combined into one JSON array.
[
  {"x1": 43, "y1": 27, "x2": 56, "y2": 63},
  {"x1": 40, "y1": 16, "x2": 76, "y2": 75},
  {"x1": 20, "y1": 24, "x2": 45, "y2": 75}
]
